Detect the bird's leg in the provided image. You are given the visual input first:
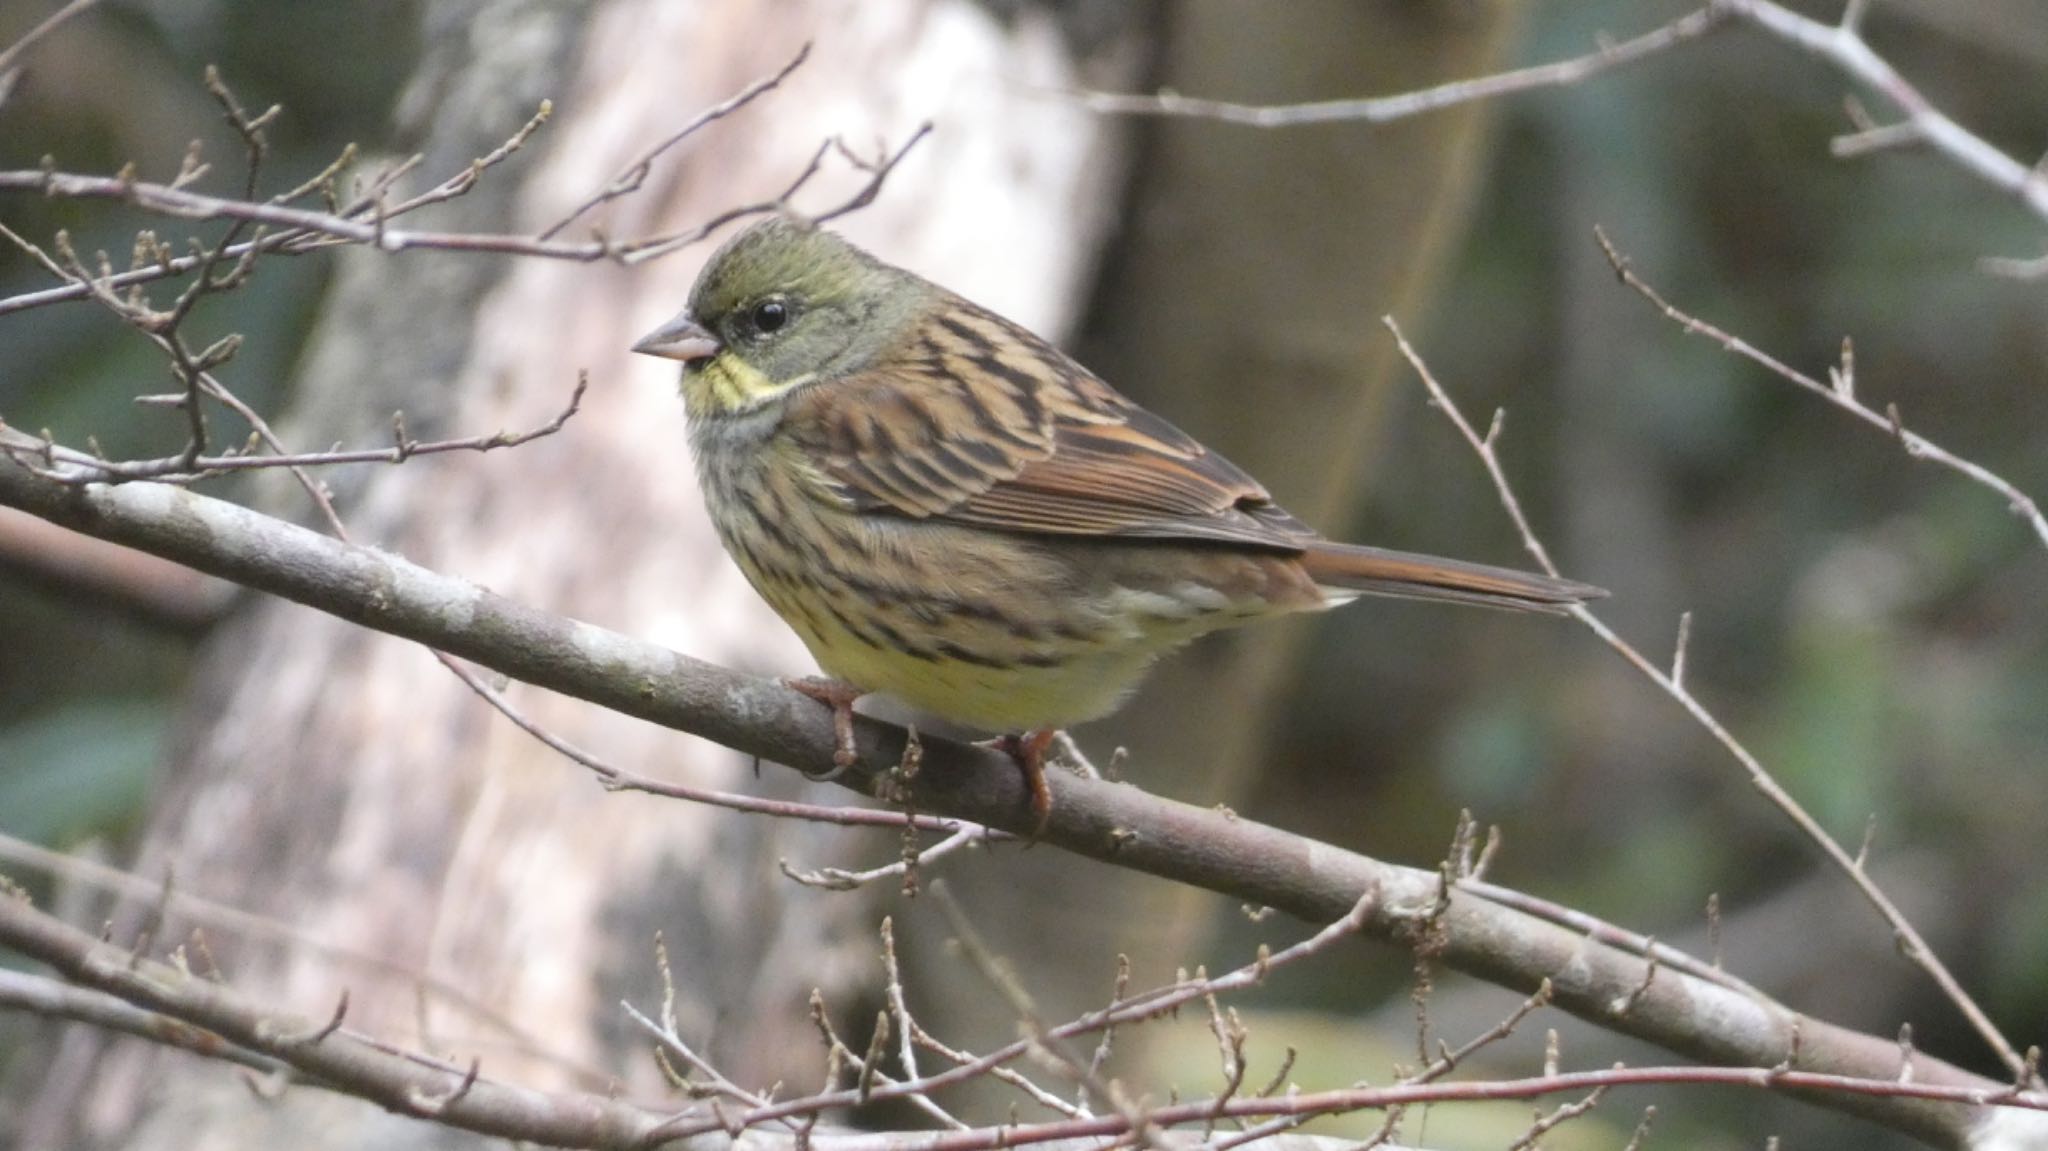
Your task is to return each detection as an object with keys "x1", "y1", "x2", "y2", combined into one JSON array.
[
  {"x1": 783, "y1": 676, "x2": 865, "y2": 779},
  {"x1": 981, "y1": 727, "x2": 1059, "y2": 836}
]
